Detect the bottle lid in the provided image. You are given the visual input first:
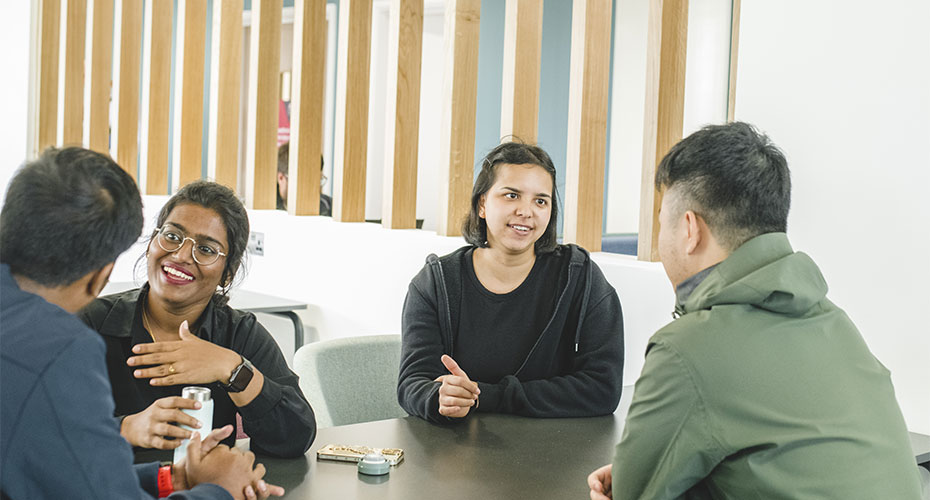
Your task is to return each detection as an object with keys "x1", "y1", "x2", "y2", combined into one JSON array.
[{"x1": 181, "y1": 386, "x2": 212, "y2": 402}]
